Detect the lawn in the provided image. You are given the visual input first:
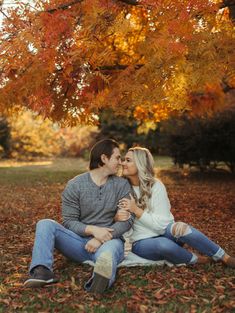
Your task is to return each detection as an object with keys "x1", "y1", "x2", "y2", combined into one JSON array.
[{"x1": 0, "y1": 157, "x2": 234, "y2": 313}]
